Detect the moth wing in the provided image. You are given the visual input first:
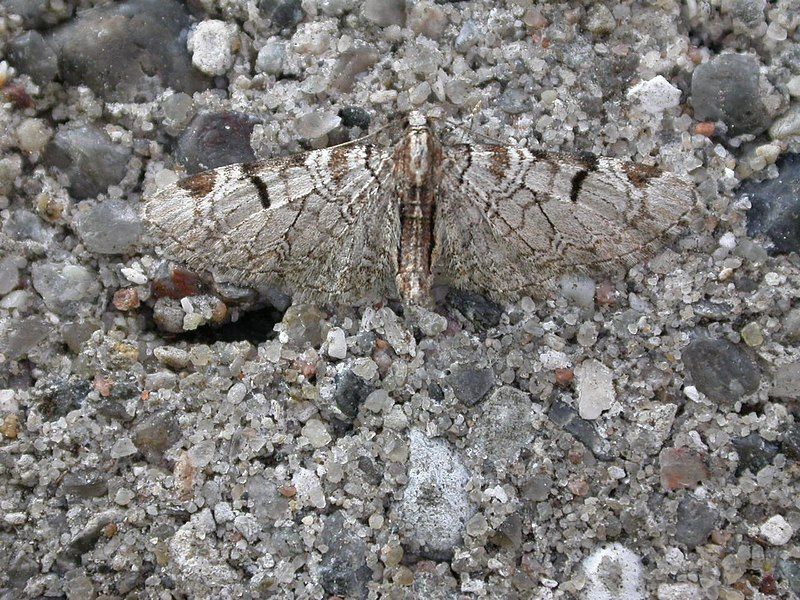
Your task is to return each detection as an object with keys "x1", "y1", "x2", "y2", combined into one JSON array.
[
  {"x1": 143, "y1": 145, "x2": 401, "y2": 303},
  {"x1": 433, "y1": 145, "x2": 696, "y2": 301}
]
